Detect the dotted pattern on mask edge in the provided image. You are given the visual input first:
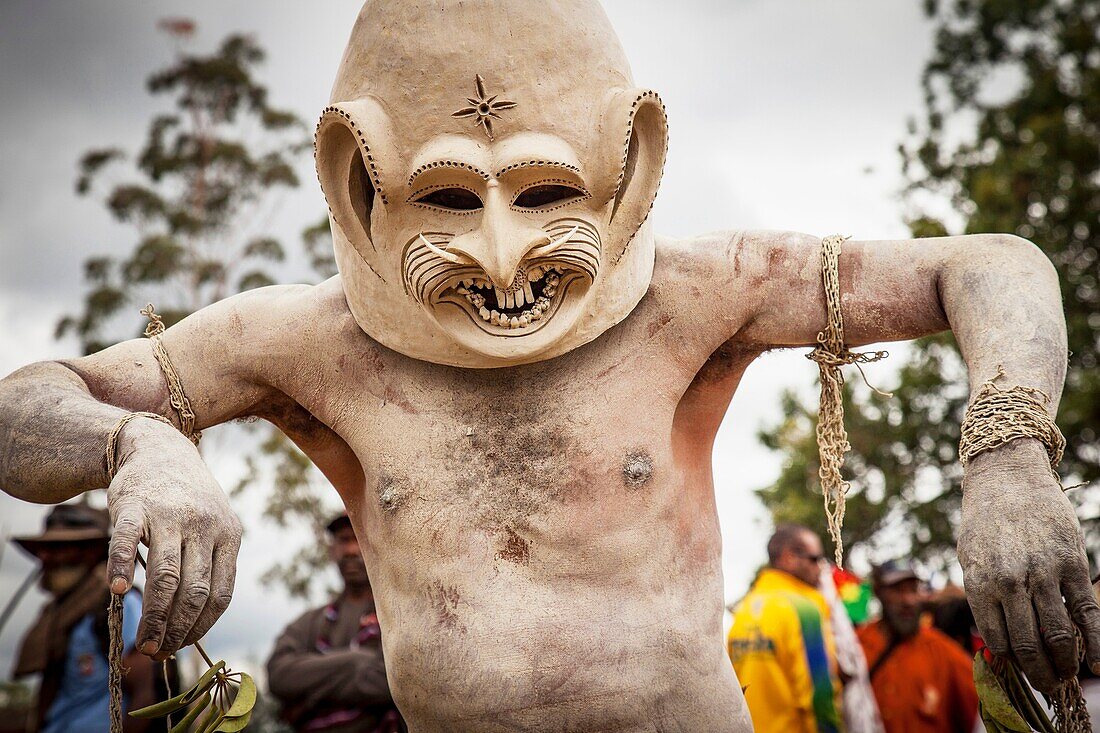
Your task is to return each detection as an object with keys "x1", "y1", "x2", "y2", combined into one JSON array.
[
  {"x1": 494, "y1": 160, "x2": 584, "y2": 178},
  {"x1": 406, "y1": 160, "x2": 492, "y2": 187},
  {"x1": 613, "y1": 91, "x2": 668, "y2": 265},
  {"x1": 316, "y1": 106, "x2": 389, "y2": 206},
  {"x1": 509, "y1": 178, "x2": 592, "y2": 213},
  {"x1": 407, "y1": 182, "x2": 484, "y2": 216}
]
